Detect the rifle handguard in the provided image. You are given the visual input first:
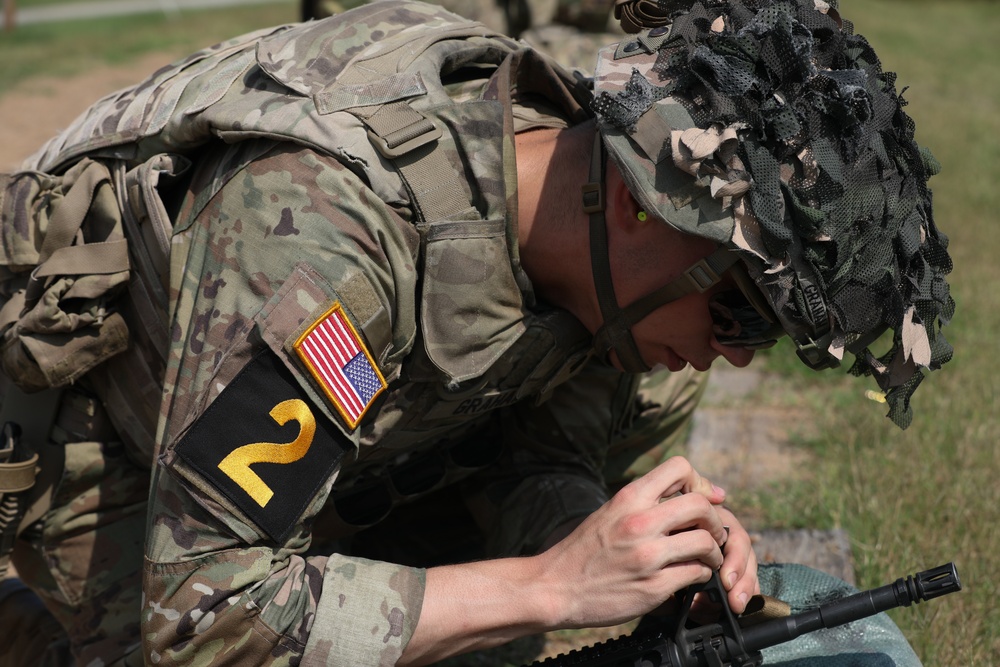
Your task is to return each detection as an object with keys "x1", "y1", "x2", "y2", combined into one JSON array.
[{"x1": 527, "y1": 563, "x2": 962, "y2": 667}]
